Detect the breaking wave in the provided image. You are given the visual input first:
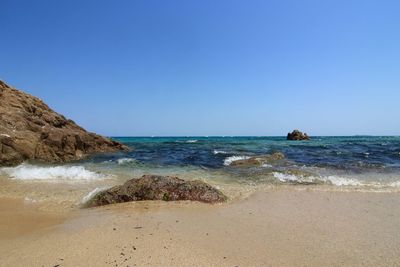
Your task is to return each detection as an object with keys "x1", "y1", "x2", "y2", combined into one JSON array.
[
  {"x1": 389, "y1": 181, "x2": 400, "y2": 187},
  {"x1": 224, "y1": 155, "x2": 250, "y2": 166},
  {"x1": 1, "y1": 164, "x2": 106, "y2": 180},
  {"x1": 272, "y1": 172, "x2": 361, "y2": 186},
  {"x1": 81, "y1": 187, "x2": 109, "y2": 203},
  {"x1": 116, "y1": 158, "x2": 136, "y2": 165},
  {"x1": 213, "y1": 150, "x2": 228, "y2": 155},
  {"x1": 174, "y1": 139, "x2": 198, "y2": 143}
]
